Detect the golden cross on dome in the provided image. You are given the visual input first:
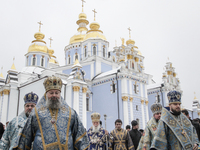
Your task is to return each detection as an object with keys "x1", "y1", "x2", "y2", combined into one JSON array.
[
  {"x1": 128, "y1": 27, "x2": 131, "y2": 39},
  {"x1": 81, "y1": 0, "x2": 86, "y2": 12},
  {"x1": 49, "y1": 37, "x2": 53, "y2": 47},
  {"x1": 13, "y1": 57, "x2": 15, "y2": 62},
  {"x1": 37, "y1": 21, "x2": 43, "y2": 32},
  {"x1": 92, "y1": 9, "x2": 97, "y2": 21},
  {"x1": 1, "y1": 67, "x2": 3, "y2": 72}
]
